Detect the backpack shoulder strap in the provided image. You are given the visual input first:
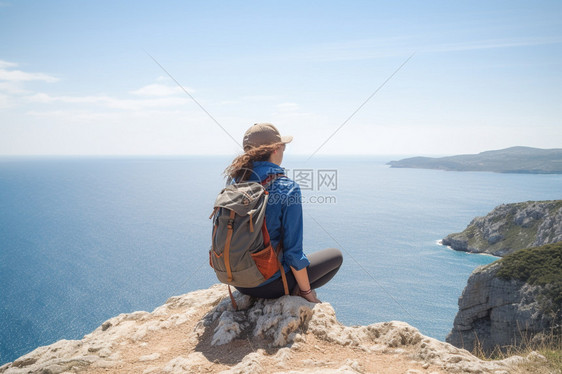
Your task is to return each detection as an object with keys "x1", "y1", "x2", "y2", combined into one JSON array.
[
  {"x1": 224, "y1": 209, "x2": 236, "y2": 283},
  {"x1": 260, "y1": 173, "x2": 289, "y2": 295},
  {"x1": 260, "y1": 173, "x2": 285, "y2": 189}
]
